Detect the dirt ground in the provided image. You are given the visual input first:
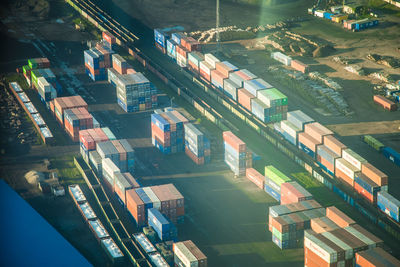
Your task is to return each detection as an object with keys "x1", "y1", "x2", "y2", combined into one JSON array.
[{"x1": 327, "y1": 120, "x2": 400, "y2": 136}]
